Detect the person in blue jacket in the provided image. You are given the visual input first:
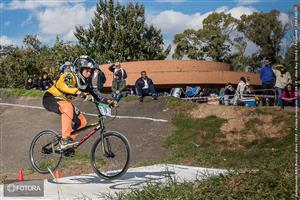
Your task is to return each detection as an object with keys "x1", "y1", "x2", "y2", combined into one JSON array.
[
  {"x1": 260, "y1": 58, "x2": 275, "y2": 106},
  {"x1": 135, "y1": 71, "x2": 157, "y2": 102}
]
